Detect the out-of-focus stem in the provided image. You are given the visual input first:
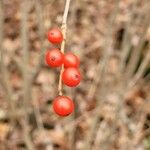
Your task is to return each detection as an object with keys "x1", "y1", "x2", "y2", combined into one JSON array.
[
  {"x1": 0, "y1": 0, "x2": 16, "y2": 126},
  {"x1": 21, "y1": 1, "x2": 34, "y2": 149},
  {"x1": 125, "y1": 6, "x2": 150, "y2": 79},
  {"x1": 30, "y1": 0, "x2": 46, "y2": 83},
  {"x1": 129, "y1": 48, "x2": 150, "y2": 88},
  {"x1": 83, "y1": 1, "x2": 119, "y2": 149}
]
